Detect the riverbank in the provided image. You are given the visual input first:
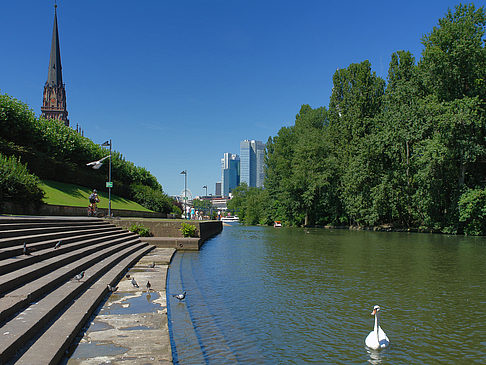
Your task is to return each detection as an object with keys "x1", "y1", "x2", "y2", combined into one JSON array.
[
  {"x1": 66, "y1": 247, "x2": 176, "y2": 364},
  {"x1": 319, "y1": 224, "x2": 455, "y2": 234}
]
